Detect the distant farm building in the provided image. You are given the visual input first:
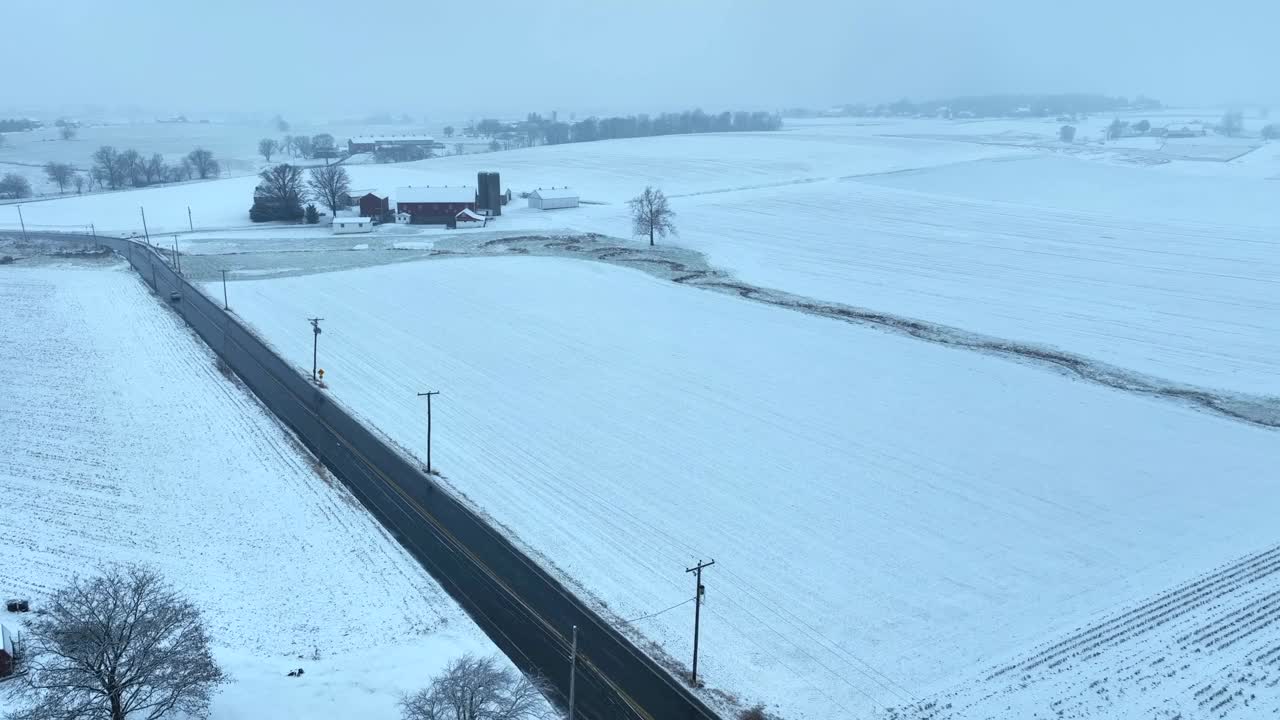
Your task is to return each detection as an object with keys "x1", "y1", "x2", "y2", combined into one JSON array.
[
  {"x1": 348, "y1": 135, "x2": 439, "y2": 154},
  {"x1": 528, "y1": 187, "x2": 579, "y2": 210},
  {"x1": 396, "y1": 186, "x2": 476, "y2": 224},
  {"x1": 340, "y1": 188, "x2": 378, "y2": 206},
  {"x1": 455, "y1": 208, "x2": 486, "y2": 228},
  {"x1": 357, "y1": 192, "x2": 390, "y2": 221},
  {"x1": 332, "y1": 217, "x2": 374, "y2": 234},
  {"x1": 0, "y1": 623, "x2": 13, "y2": 678}
]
